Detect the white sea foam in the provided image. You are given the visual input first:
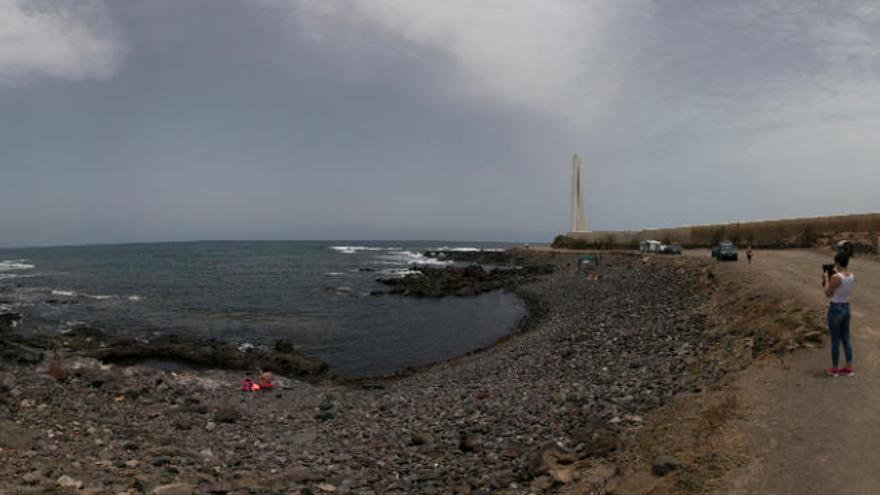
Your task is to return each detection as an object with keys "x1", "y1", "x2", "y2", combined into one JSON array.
[
  {"x1": 50, "y1": 290, "x2": 141, "y2": 301},
  {"x1": 238, "y1": 343, "x2": 255, "y2": 352},
  {"x1": 330, "y1": 245, "x2": 401, "y2": 254},
  {"x1": 380, "y1": 268, "x2": 422, "y2": 278},
  {"x1": 0, "y1": 273, "x2": 42, "y2": 280},
  {"x1": 325, "y1": 272, "x2": 345, "y2": 276},
  {"x1": 0, "y1": 260, "x2": 35, "y2": 271},
  {"x1": 378, "y1": 250, "x2": 451, "y2": 266},
  {"x1": 431, "y1": 246, "x2": 504, "y2": 252}
]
